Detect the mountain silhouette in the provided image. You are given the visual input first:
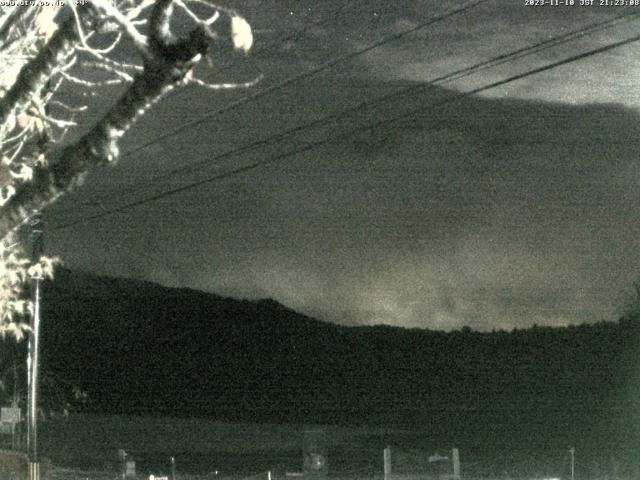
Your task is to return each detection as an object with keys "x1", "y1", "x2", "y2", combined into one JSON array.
[{"x1": 33, "y1": 268, "x2": 640, "y2": 467}]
